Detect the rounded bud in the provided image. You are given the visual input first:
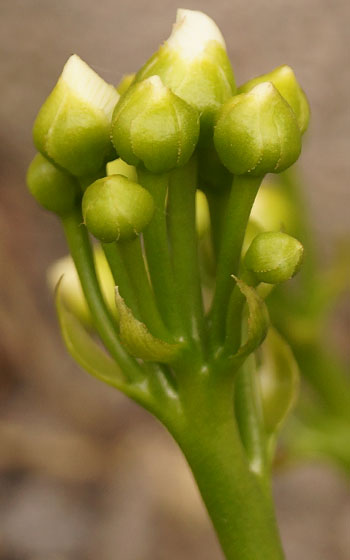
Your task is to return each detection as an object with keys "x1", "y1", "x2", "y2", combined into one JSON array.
[
  {"x1": 82, "y1": 174, "x2": 154, "y2": 243},
  {"x1": 214, "y1": 82, "x2": 302, "y2": 177},
  {"x1": 33, "y1": 55, "x2": 119, "y2": 176},
  {"x1": 111, "y1": 76, "x2": 200, "y2": 174},
  {"x1": 238, "y1": 65, "x2": 310, "y2": 134},
  {"x1": 244, "y1": 232, "x2": 304, "y2": 284},
  {"x1": 27, "y1": 153, "x2": 80, "y2": 216},
  {"x1": 135, "y1": 9, "x2": 235, "y2": 141}
]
